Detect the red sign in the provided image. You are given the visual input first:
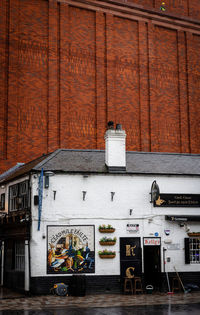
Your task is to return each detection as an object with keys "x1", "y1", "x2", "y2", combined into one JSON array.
[{"x1": 144, "y1": 238, "x2": 160, "y2": 246}]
